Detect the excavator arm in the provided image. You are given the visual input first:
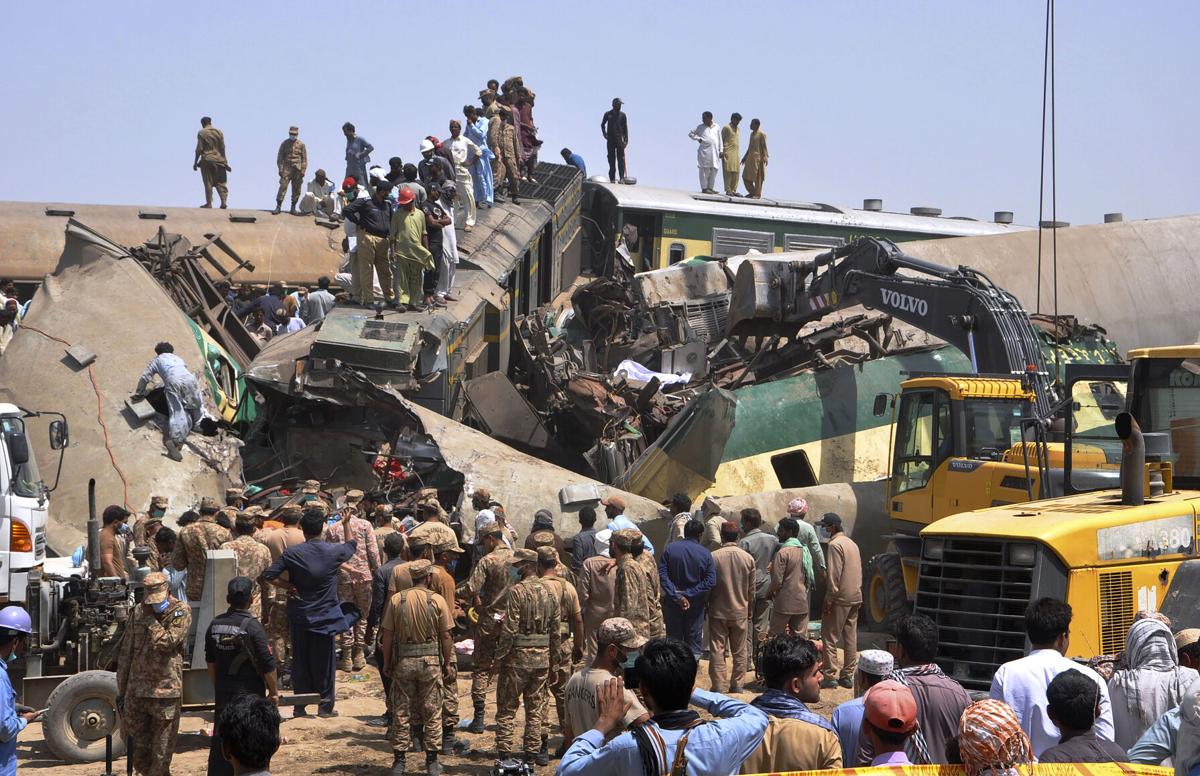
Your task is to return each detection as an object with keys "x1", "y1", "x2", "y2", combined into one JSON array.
[{"x1": 725, "y1": 237, "x2": 1057, "y2": 415}]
